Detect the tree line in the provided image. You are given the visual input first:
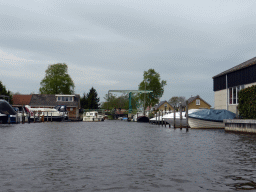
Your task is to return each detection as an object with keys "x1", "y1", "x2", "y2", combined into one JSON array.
[{"x1": 2, "y1": 63, "x2": 168, "y2": 111}]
